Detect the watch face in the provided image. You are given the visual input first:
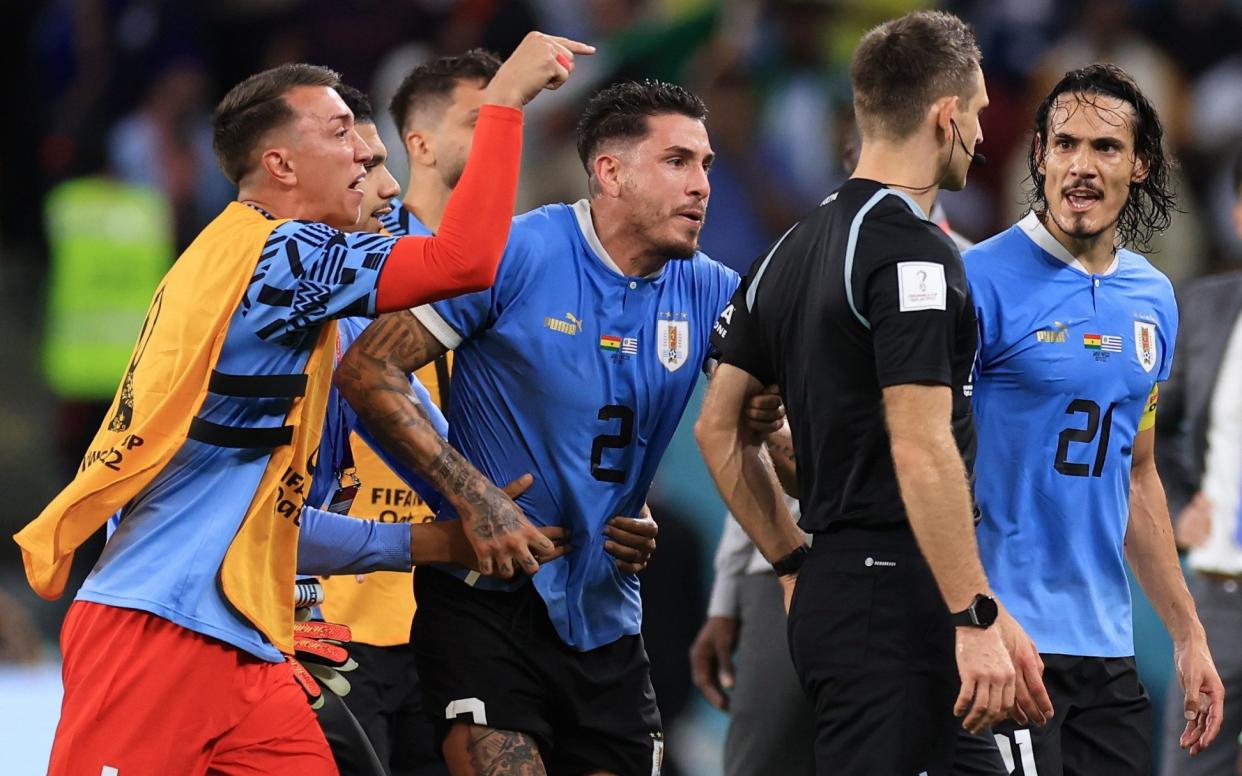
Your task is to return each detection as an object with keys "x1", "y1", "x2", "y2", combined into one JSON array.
[{"x1": 975, "y1": 595, "x2": 999, "y2": 626}]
